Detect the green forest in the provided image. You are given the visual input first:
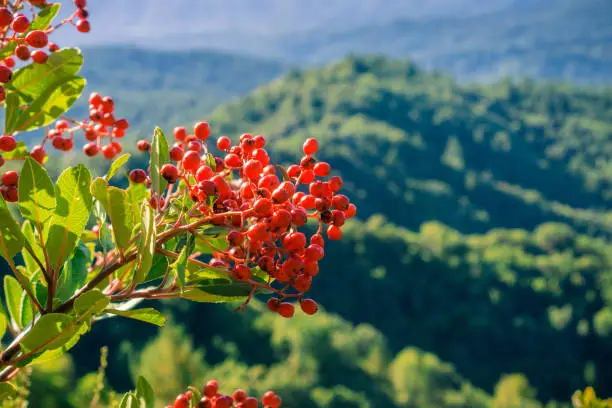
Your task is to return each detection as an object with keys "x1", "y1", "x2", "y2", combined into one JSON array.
[{"x1": 9, "y1": 52, "x2": 608, "y2": 407}]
